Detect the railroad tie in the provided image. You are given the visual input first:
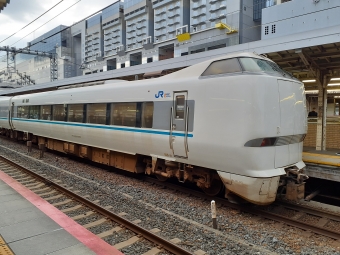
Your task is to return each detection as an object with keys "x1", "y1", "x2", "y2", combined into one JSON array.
[
  {"x1": 194, "y1": 250, "x2": 207, "y2": 255},
  {"x1": 51, "y1": 199, "x2": 73, "y2": 206},
  {"x1": 331, "y1": 239, "x2": 340, "y2": 248},
  {"x1": 61, "y1": 204, "x2": 83, "y2": 213},
  {"x1": 30, "y1": 183, "x2": 46, "y2": 192},
  {"x1": 316, "y1": 217, "x2": 330, "y2": 227},
  {"x1": 45, "y1": 194, "x2": 64, "y2": 201},
  {"x1": 141, "y1": 247, "x2": 162, "y2": 255},
  {"x1": 132, "y1": 219, "x2": 141, "y2": 224},
  {"x1": 25, "y1": 182, "x2": 44, "y2": 189},
  {"x1": 291, "y1": 212, "x2": 305, "y2": 220},
  {"x1": 114, "y1": 236, "x2": 141, "y2": 250},
  {"x1": 37, "y1": 190, "x2": 56, "y2": 196},
  {"x1": 15, "y1": 176, "x2": 32, "y2": 182},
  {"x1": 97, "y1": 226, "x2": 123, "y2": 238},
  {"x1": 170, "y1": 238, "x2": 181, "y2": 244},
  {"x1": 71, "y1": 211, "x2": 94, "y2": 220},
  {"x1": 83, "y1": 218, "x2": 107, "y2": 229}
]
